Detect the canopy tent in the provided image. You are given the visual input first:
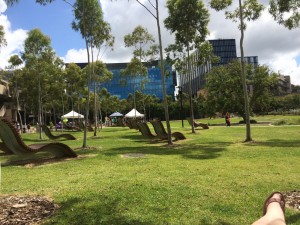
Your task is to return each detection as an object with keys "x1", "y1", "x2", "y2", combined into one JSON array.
[
  {"x1": 124, "y1": 108, "x2": 144, "y2": 118},
  {"x1": 61, "y1": 110, "x2": 84, "y2": 119},
  {"x1": 109, "y1": 111, "x2": 123, "y2": 117}
]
